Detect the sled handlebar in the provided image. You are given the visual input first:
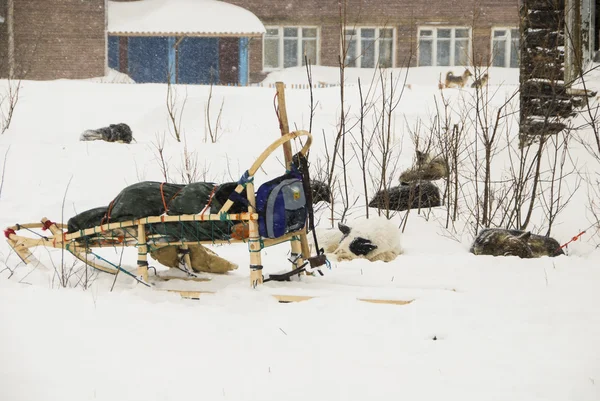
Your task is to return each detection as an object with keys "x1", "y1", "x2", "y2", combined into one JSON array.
[{"x1": 247, "y1": 130, "x2": 312, "y2": 177}]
